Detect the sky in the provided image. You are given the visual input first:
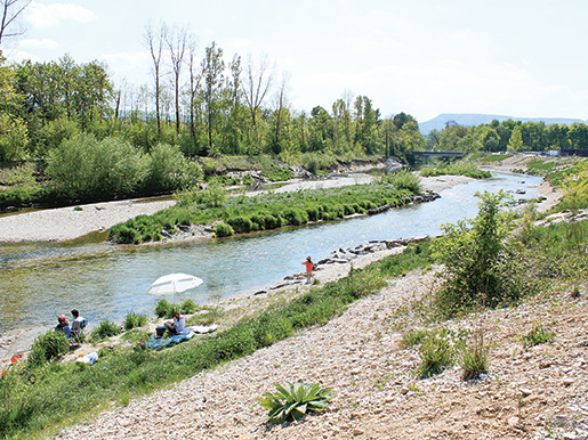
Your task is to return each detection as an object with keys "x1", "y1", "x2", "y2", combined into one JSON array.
[{"x1": 3, "y1": 0, "x2": 588, "y2": 123}]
